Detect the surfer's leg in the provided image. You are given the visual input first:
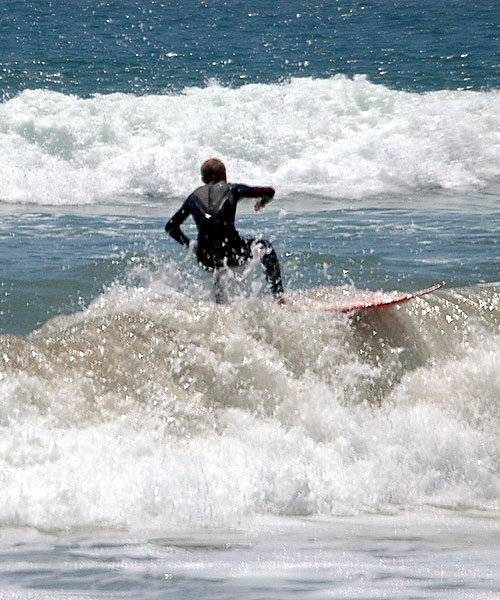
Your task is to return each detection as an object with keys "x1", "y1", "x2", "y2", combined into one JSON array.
[
  {"x1": 197, "y1": 252, "x2": 227, "y2": 304},
  {"x1": 213, "y1": 268, "x2": 227, "y2": 304},
  {"x1": 254, "y1": 239, "x2": 284, "y2": 298}
]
